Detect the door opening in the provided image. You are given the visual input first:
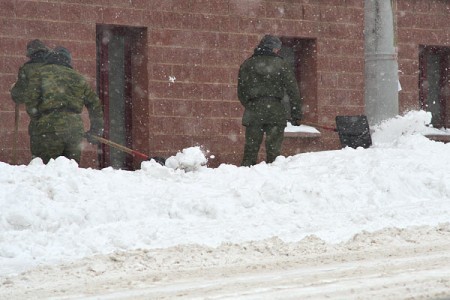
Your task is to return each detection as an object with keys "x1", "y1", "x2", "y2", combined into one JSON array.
[
  {"x1": 279, "y1": 37, "x2": 317, "y2": 122},
  {"x1": 419, "y1": 45, "x2": 450, "y2": 128},
  {"x1": 96, "y1": 25, "x2": 148, "y2": 170}
]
